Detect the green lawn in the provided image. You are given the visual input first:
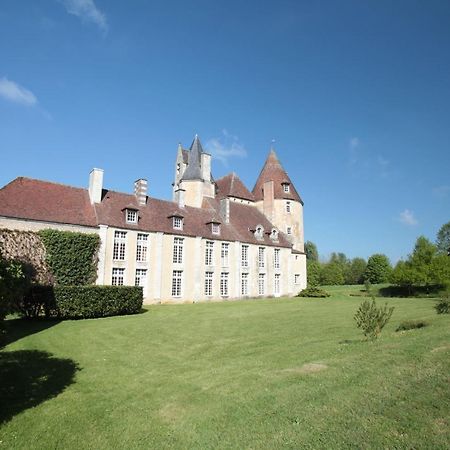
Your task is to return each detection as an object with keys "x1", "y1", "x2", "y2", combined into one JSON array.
[{"x1": 1, "y1": 287, "x2": 449, "y2": 449}]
